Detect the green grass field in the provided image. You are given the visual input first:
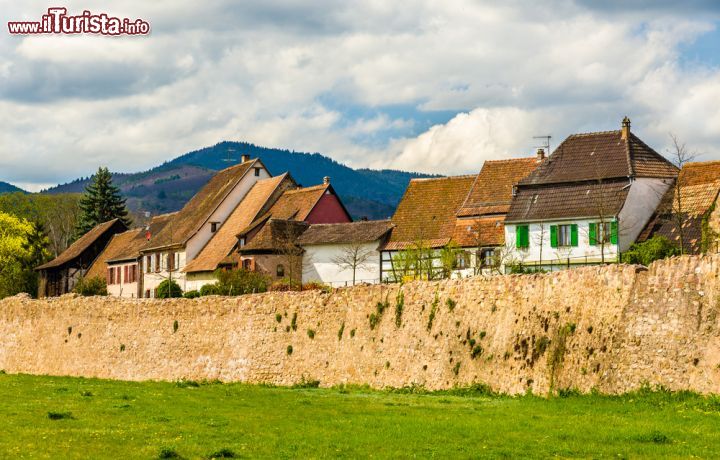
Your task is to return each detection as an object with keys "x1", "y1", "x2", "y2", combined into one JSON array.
[{"x1": 1, "y1": 373, "x2": 720, "y2": 459}]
